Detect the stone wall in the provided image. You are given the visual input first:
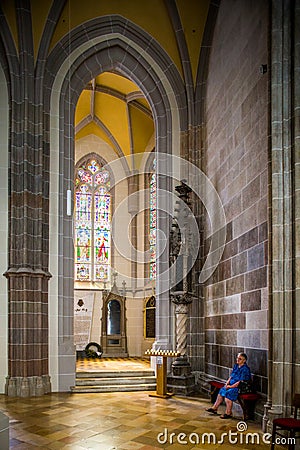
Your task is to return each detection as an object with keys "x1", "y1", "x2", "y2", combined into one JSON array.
[{"x1": 203, "y1": 0, "x2": 269, "y2": 394}]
